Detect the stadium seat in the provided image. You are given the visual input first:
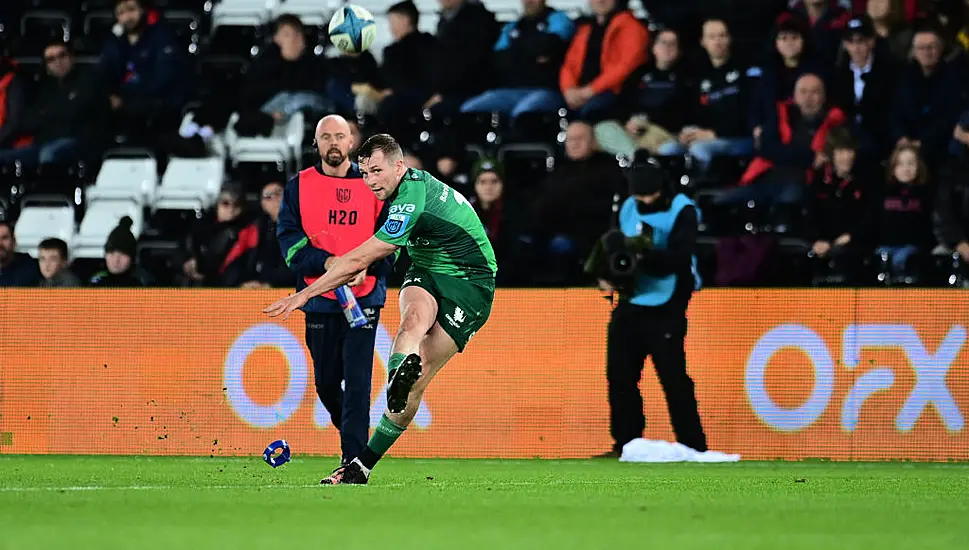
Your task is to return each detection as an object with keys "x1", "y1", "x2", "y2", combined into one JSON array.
[
  {"x1": 85, "y1": 154, "x2": 159, "y2": 207},
  {"x1": 206, "y1": 23, "x2": 265, "y2": 57},
  {"x1": 270, "y1": 0, "x2": 330, "y2": 26},
  {"x1": 136, "y1": 239, "x2": 180, "y2": 286},
  {"x1": 230, "y1": 160, "x2": 288, "y2": 195},
  {"x1": 153, "y1": 157, "x2": 225, "y2": 211},
  {"x1": 497, "y1": 143, "x2": 556, "y2": 192},
  {"x1": 456, "y1": 112, "x2": 504, "y2": 148},
  {"x1": 31, "y1": 161, "x2": 93, "y2": 198},
  {"x1": 196, "y1": 54, "x2": 248, "y2": 108},
  {"x1": 226, "y1": 110, "x2": 305, "y2": 172},
  {"x1": 78, "y1": 10, "x2": 116, "y2": 55},
  {"x1": 508, "y1": 110, "x2": 567, "y2": 144},
  {"x1": 73, "y1": 199, "x2": 144, "y2": 259},
  {"x1": 18, "y1": 10, "x2": 72, "y2": 56},
  {"x1": 164, "y1": 10, "x2": 202, "y2": 54},
  {"x1": 212, "y1": 0, "x2": 275, "y2": 28},
  {"x1": 13, "y1": 194, "x2": 76, "y2": 257}
]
